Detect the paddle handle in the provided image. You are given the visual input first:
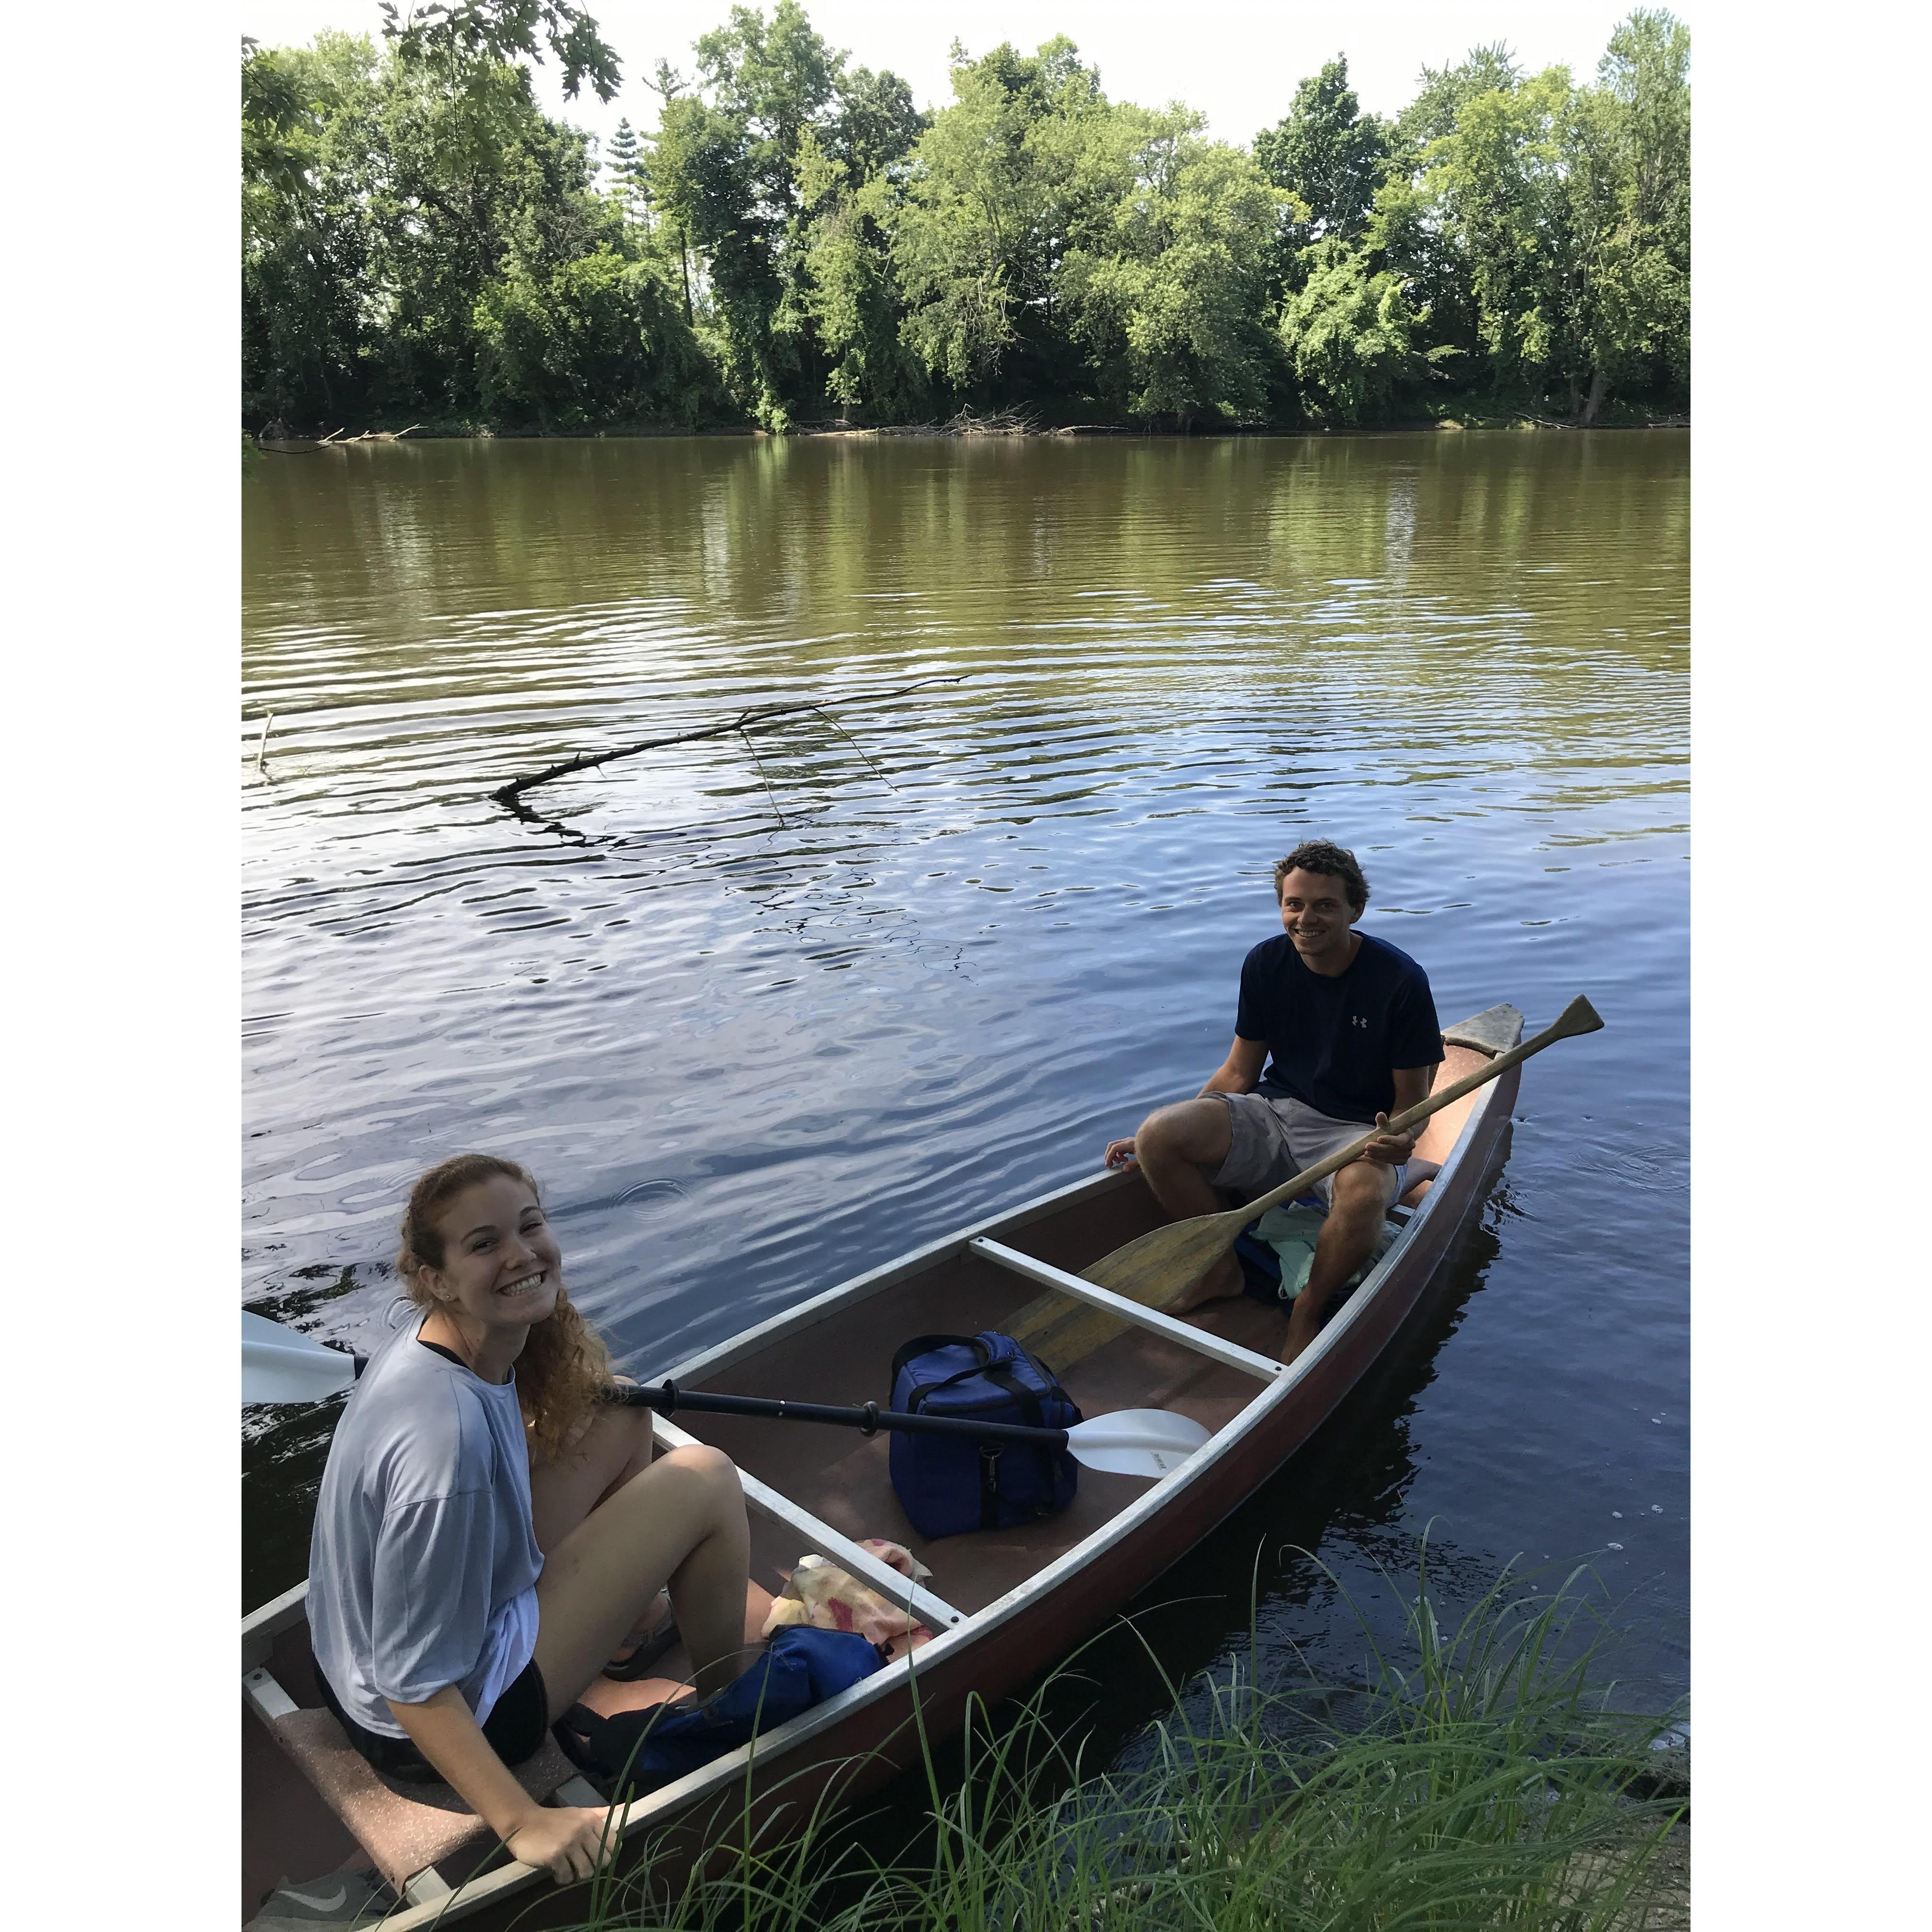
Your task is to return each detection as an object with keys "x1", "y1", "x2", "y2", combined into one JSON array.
[
  {"x1": 611, "y1": 1380, "x2": 1071, "y2": 1451},
  {"x1": 1231, "y1": 994, "x2": 1605, "y2": 1226}
]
